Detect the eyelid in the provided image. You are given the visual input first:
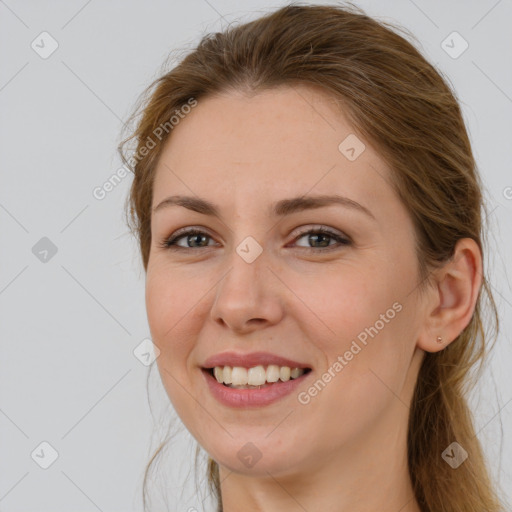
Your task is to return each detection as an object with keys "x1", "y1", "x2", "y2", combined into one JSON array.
[{"x1": 291, "y1": 224, "x2": 351, "y2": 242}]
